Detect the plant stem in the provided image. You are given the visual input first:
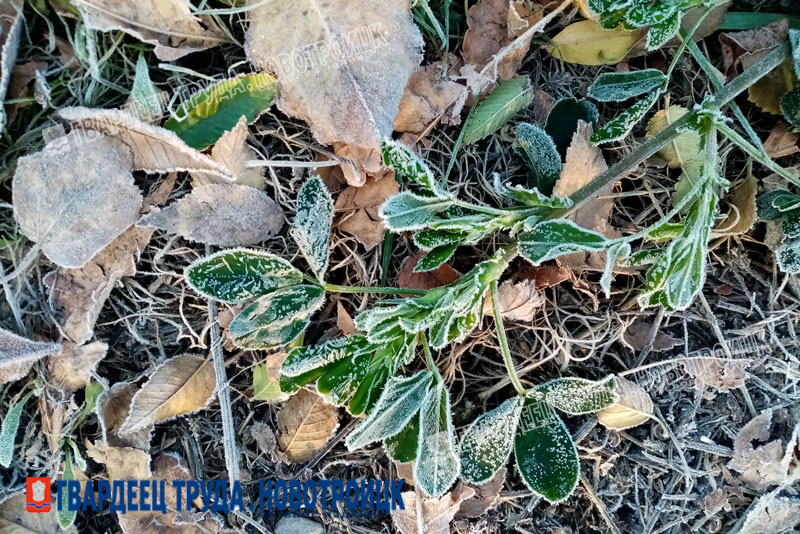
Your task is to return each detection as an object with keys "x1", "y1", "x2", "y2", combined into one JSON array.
[
  {"x1": 490, "y1": 280, "x2": 526, "y2": 395},
  {"x1": 717, "y1": 121, "x2": 800, "y2": 187},
  {"x1": 663, "y1": 6, "x2": 714, "y2": 88},
  {"x1": 323, "y1": 283, "x2": 428, "y2": 296},
  {"x1": 419, "y1": 332, "x2": 438, "y2": 375}
]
